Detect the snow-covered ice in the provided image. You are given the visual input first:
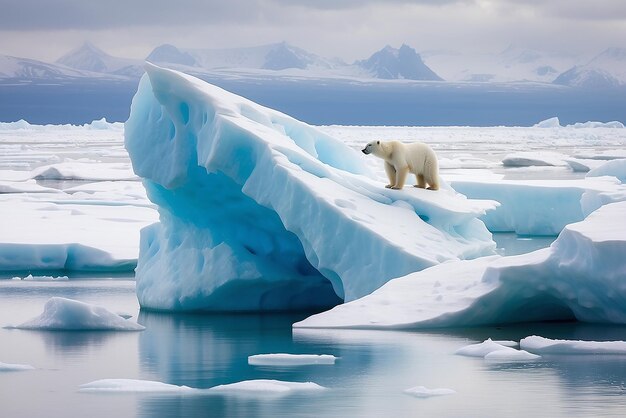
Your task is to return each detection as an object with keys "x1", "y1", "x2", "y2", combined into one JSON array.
[
  {"x1": 403, "y1": 386, "x2": 456, "y2": 398},
  {"x1": 294, "y1": 201, "x2": 626, "y2": 329},
  {"x1": 0, "y1": 362, "x2": 35, "y2": 371},
  {"x1": 502, "y1": 152, "x2": 569, "y2": 167},
  {"x1": 450, "y1": 177, "x2": 625, "y2": 235},
  {"x1": 125, "y1": 63, "x2": 496, "y2": 311},
  {"x1": 79, "y1": 378, "x2": 325, "y2": 396},
  {"x1": 0, "y1": 120, "x2": 157, "y2": 273},
  {"x1": 208, "y1": 379, "x2": 326, "y2": 395},
  {"x1": 454, "y1": 339, "x2": 517, "y2": 357},
  {"x1": 8, "y1": 297, "x2": 145, "y2": 331},
  {"x1": 79, "y1": 379, "x2": 195, "y2": 393},
  {"x1": 520, "y1": 336, "x2": 626, "y2": 355},
  {"x1": 587, "y1": 159, "x2": 626, "y2": 183},
  {"x1": 248, "y1": 354, "x2": 337, "y2": 366}
]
